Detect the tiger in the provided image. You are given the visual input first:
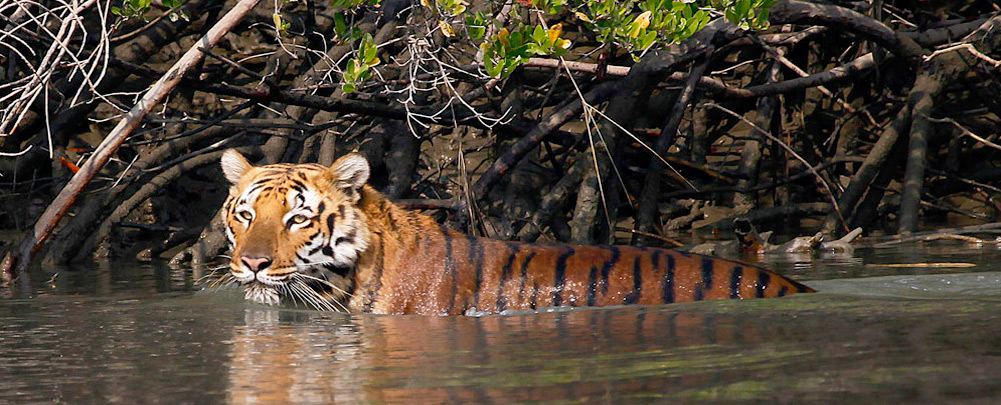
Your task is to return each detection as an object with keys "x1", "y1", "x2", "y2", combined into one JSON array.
[{"x1": 219, "y1": 149, "x2": 814, "y2": 315}]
